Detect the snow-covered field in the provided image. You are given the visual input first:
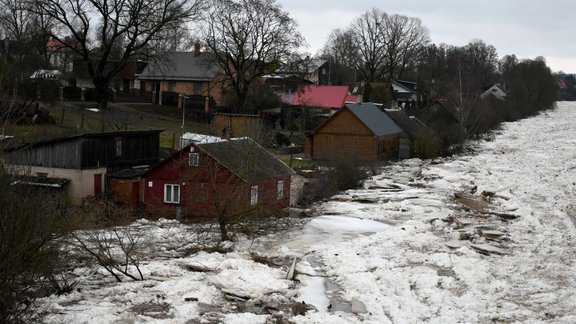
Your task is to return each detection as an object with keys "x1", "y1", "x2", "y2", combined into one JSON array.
[{"x1": 36, "y1": 102, "x2": 576, "y2": 323}]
